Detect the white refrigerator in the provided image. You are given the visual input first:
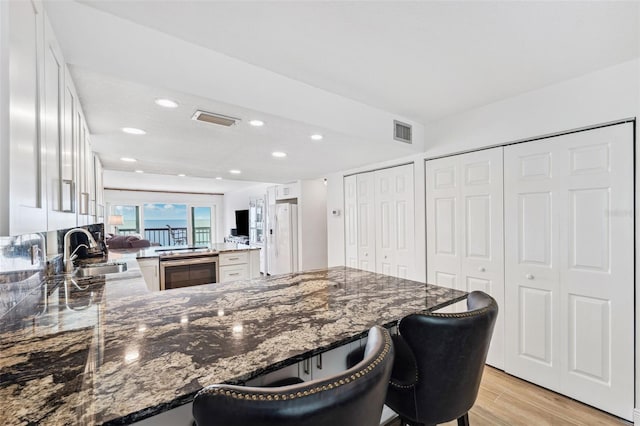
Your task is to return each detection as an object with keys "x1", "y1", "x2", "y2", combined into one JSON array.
[{"x1": 268, "y1": 203, "x2": 298, "y2": 275}]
